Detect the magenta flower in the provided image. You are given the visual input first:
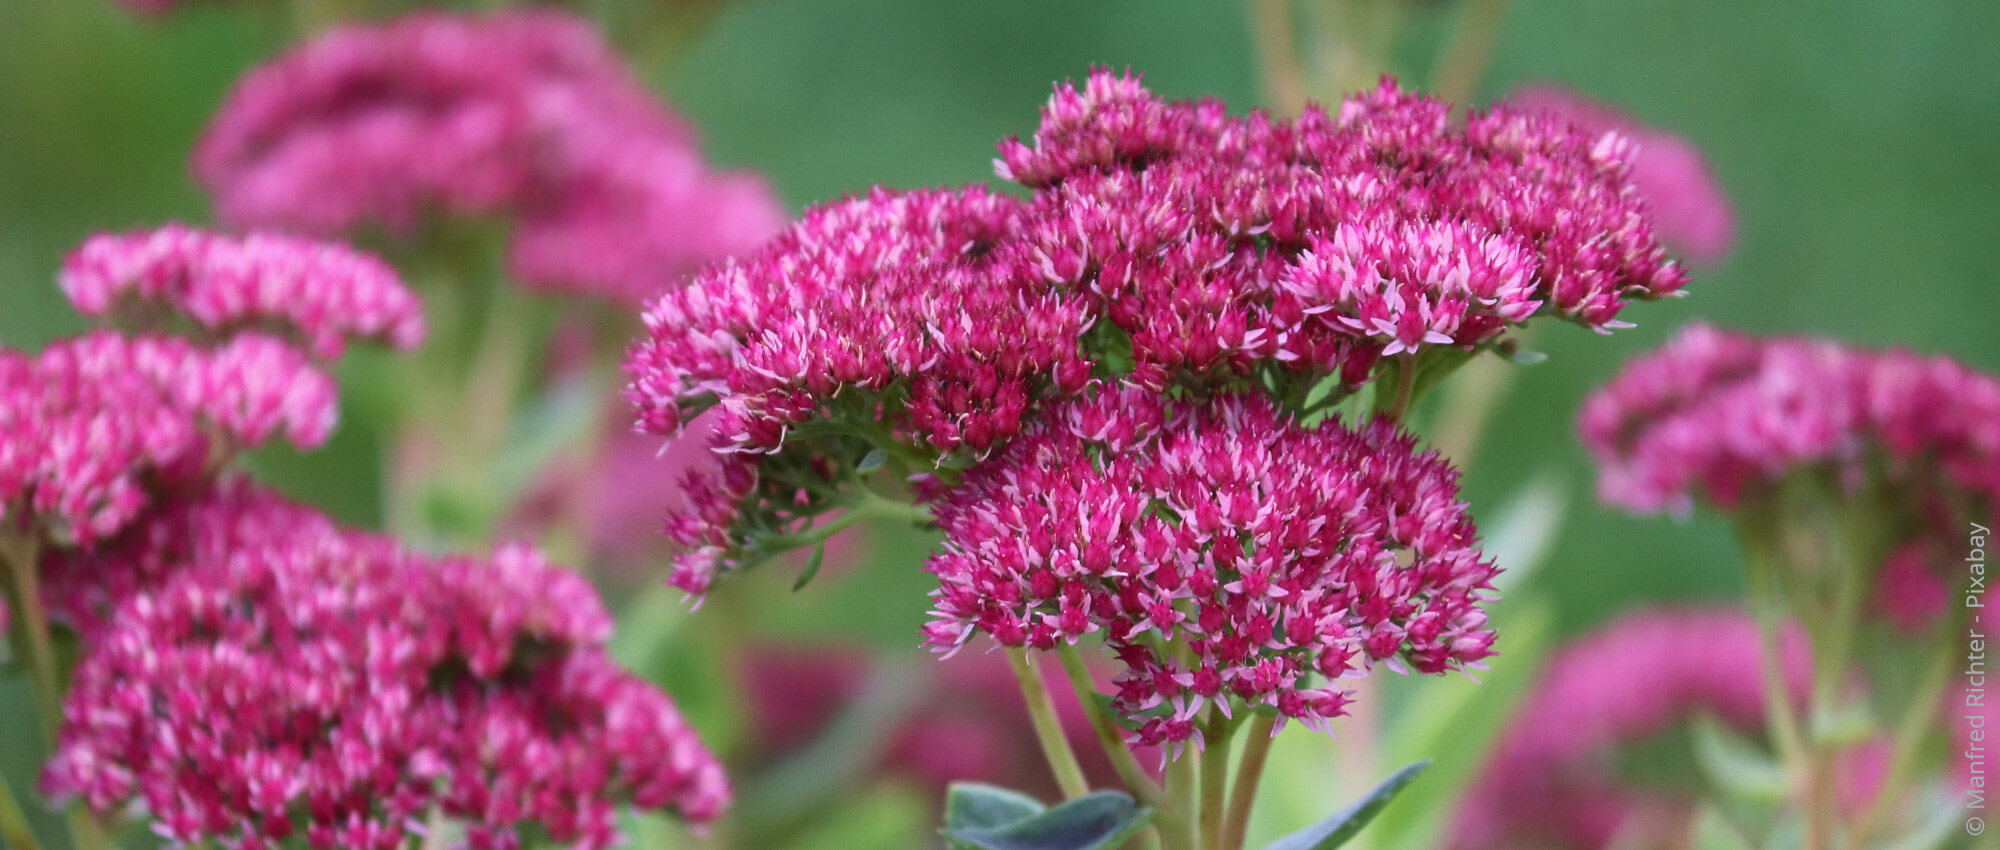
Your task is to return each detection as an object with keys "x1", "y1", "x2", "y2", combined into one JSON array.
[
  {"x1": 62, "y1": 224, "x2": 425, "y2": 359},
  {"x1": 509, "y1": 139, "x2": 788, "y2": 304},
  {"x1": 924, "y1": 389, "x2": 1496, "y2": 744},
  {"x1": 1582, "y1": 323, "x2": 2000, "y2": 513},
  {"x1": 1008, "y1": 72, "x2": 1687, "y2": 389},
  {"x1": 42, "y1": 489, "x2": 729, "y2": 850},
  {"x1": 0, "y1": 331, "x2": 336, "y2": 544},
  {"x1": 1582, "y1": 324, "x2": 2000, "y2": 632},
  {"x1": 40, "y1": 477, "x2": 333, "y2": 642},
  {"x1": 622, "y1": 70, "x2": 1689, "y2": 598},
  {"x1": 1509, "y1": 85, "x2": 1737, "y2": 265},
  {"x1": 1443, "y1": 608, "x2": 1870, "y2": 850},
  {"x1": 195, "y1": 9, "x2": 782, "y2": 302}
]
